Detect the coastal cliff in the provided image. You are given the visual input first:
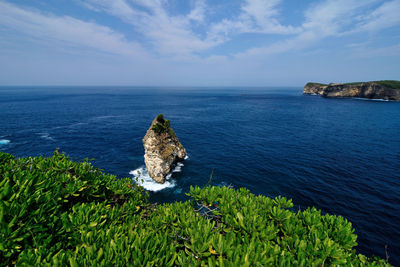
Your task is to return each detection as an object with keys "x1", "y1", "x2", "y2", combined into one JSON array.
[
  {"x1": 303, "y1": 80, "x2": 400, "y2": 100},
  {"x1": 143, "y1": 114, "x2": 186, "y2": 184}
]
